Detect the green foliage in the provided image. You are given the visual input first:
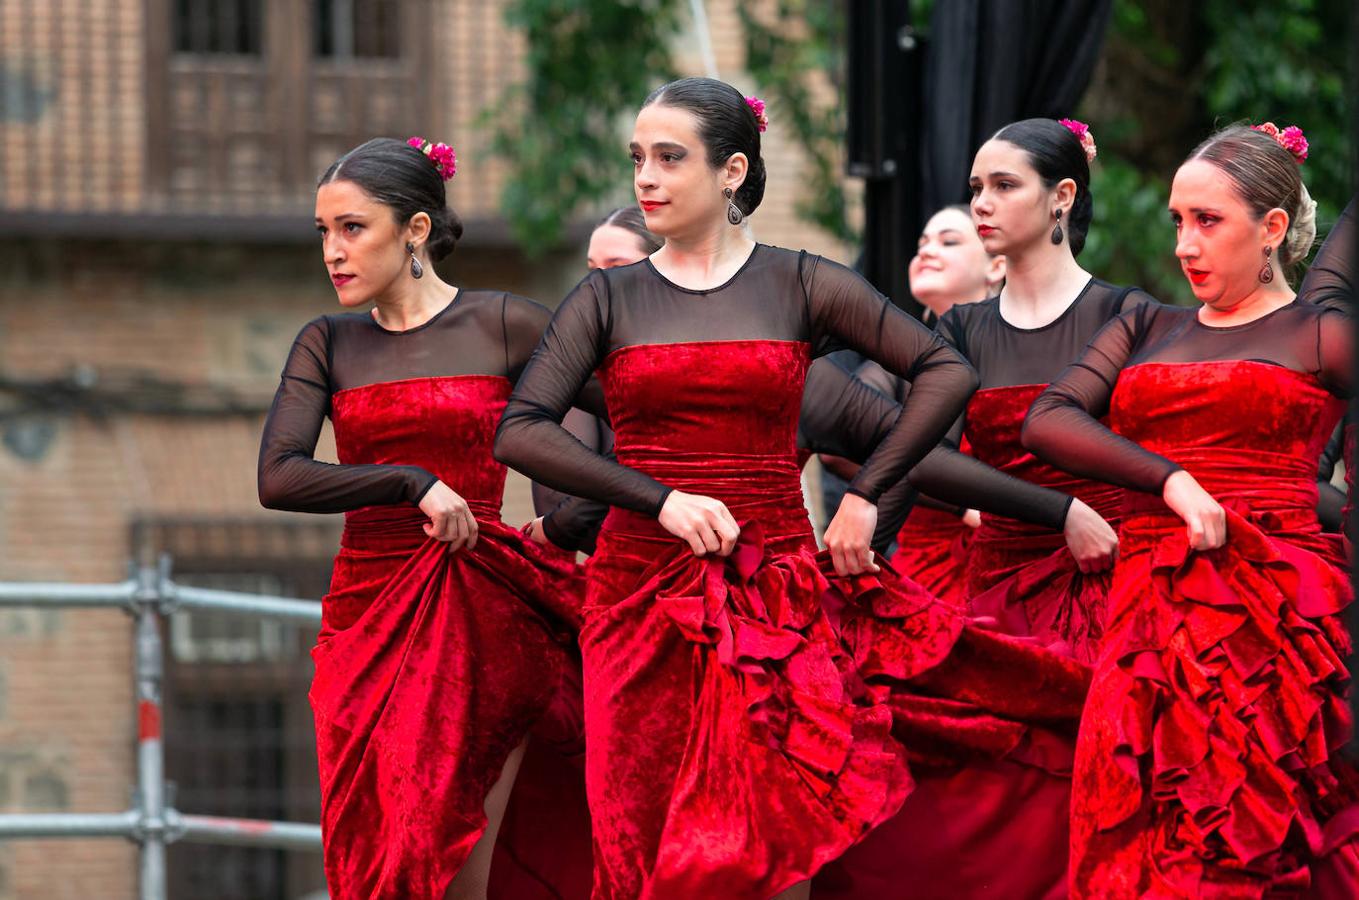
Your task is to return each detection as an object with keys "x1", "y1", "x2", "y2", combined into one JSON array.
[
  {"x1": 492, "y1": 0, "x2": 1352, "y2": 275},
  {"x1": 491, "y1": 0, "x2": 858, "y2": 250},
  {"x1": 1082, "y1": 0, "x2": 1352, "y2": 303},
  {"x1": 491, "y1": 0, "x2": 684, "y2": 249},
  {"x1": 737, "y1": 1, "x2": 855, "y2": 242}
]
